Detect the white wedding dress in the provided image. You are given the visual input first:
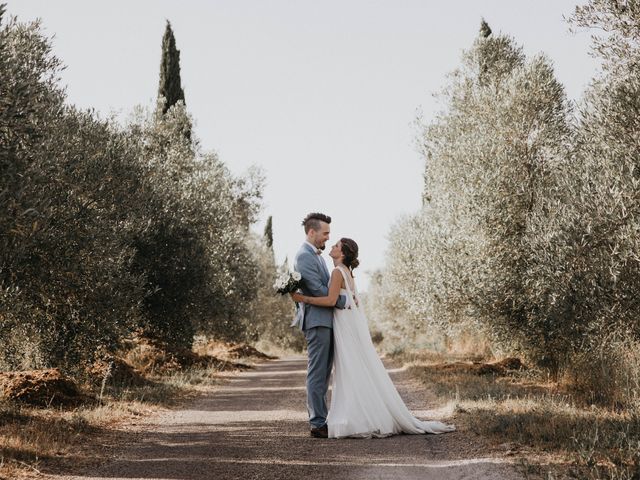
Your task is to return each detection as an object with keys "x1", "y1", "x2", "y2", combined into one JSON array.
[{"x1": 326, "y1": 265, "x2": 456, "y2": 439}]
